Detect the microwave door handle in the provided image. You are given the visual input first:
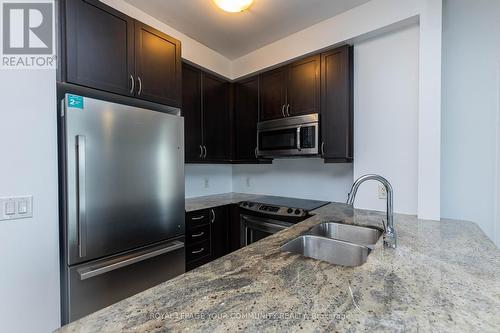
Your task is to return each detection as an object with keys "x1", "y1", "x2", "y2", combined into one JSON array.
[{"x1": 296, "y1": 126, "x2": 302, "y2": 151}]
